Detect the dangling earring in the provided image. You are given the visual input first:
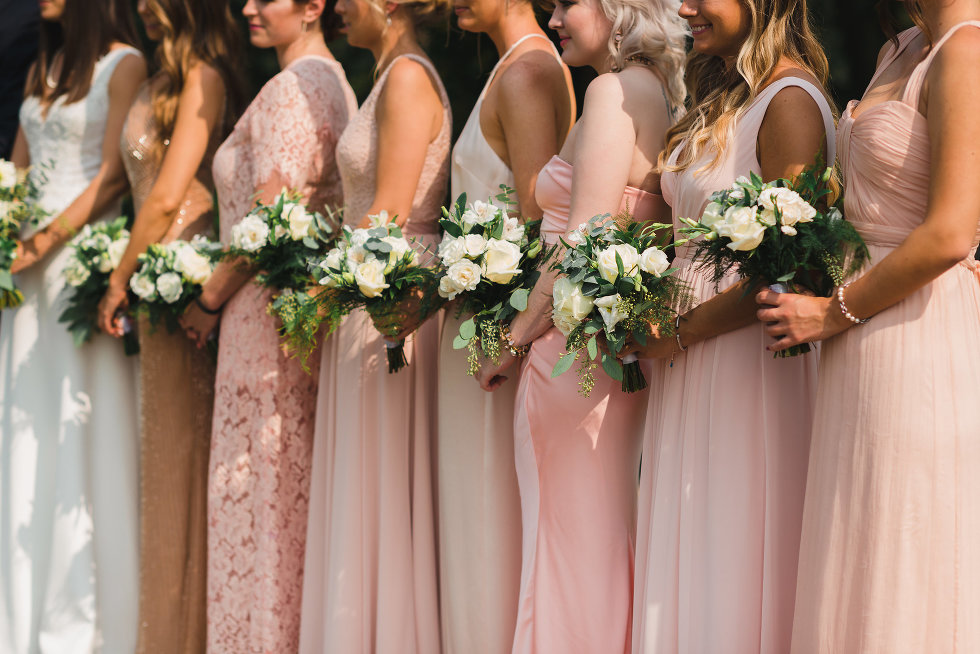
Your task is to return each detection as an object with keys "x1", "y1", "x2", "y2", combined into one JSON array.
[
  {"x1": 614, "y1": 30, "x2": 623, "y2": 50},
  {"x1": 386, "y1": 13, "x2": 392, "y2": 27},
  {"x1": 301, "y1": 20, "x2": 308, "y2": 33}
]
